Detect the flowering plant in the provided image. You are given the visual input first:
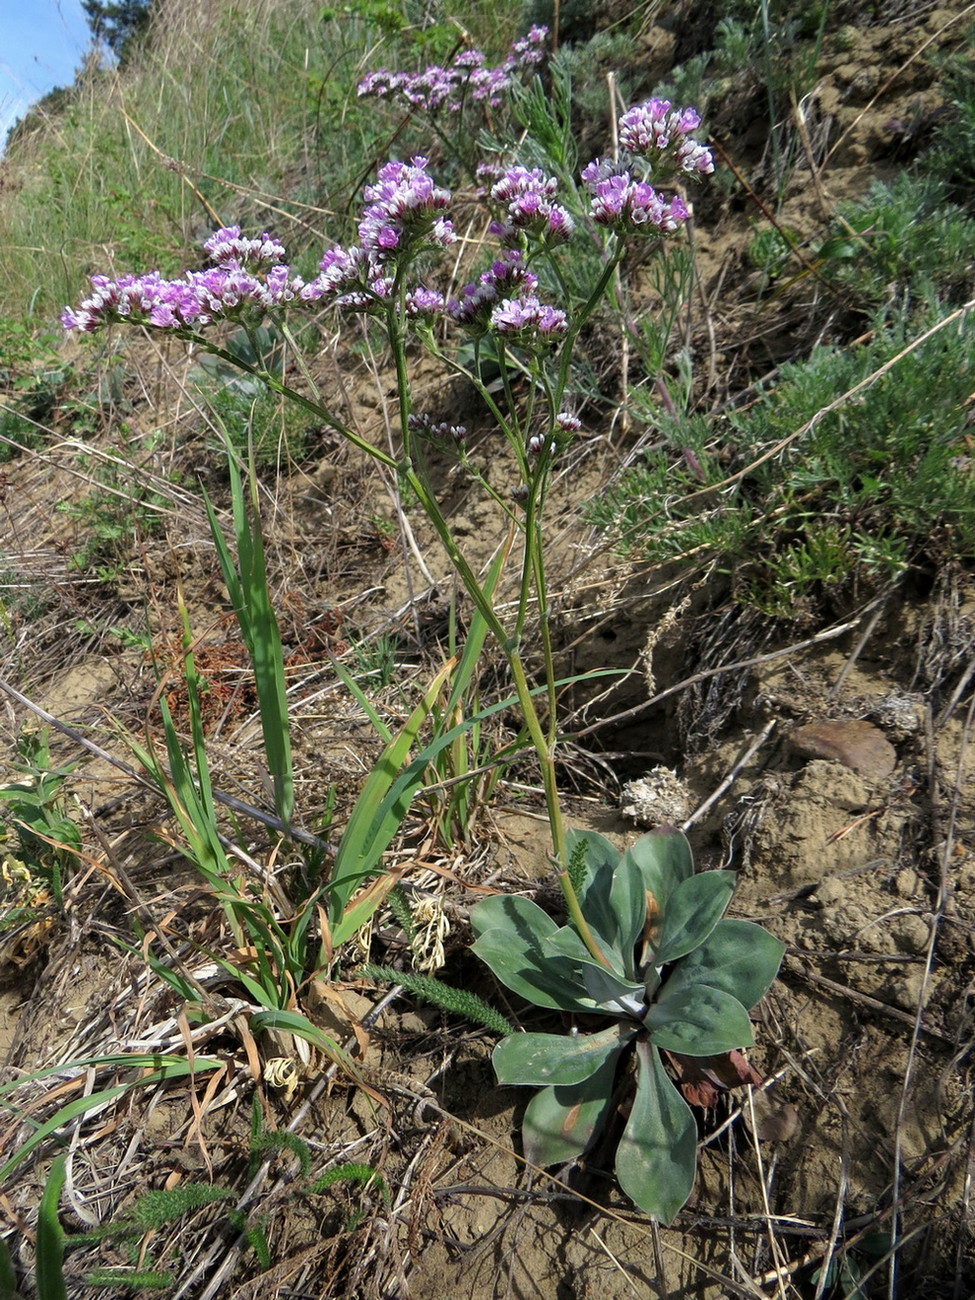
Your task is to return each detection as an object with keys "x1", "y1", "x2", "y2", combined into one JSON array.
[
  {"x1": 62, "y1": 99, "x2": 715, "y2": 870},
  {"x1": 58, "y1": 50, "x2": 773, "y2": 1219},
  {"x1": 357, "y1": 25, "x2": 547, "y2": 115}
]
